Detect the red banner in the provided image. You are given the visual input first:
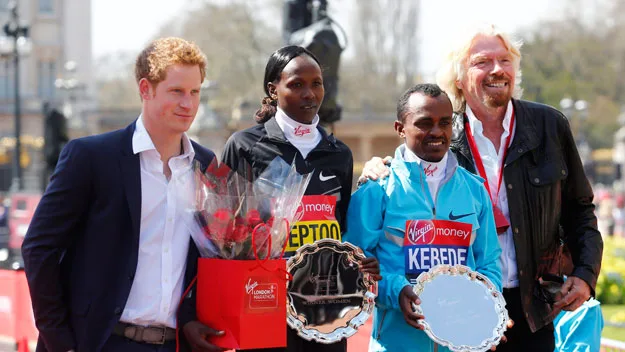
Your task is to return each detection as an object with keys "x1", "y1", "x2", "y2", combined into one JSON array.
[
  {"x1": 0, "y1": 269, "x2": 38, "y2": 345},
  {"x1": 0, "y1": 269, "x2": 17, "y2": 340}
]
